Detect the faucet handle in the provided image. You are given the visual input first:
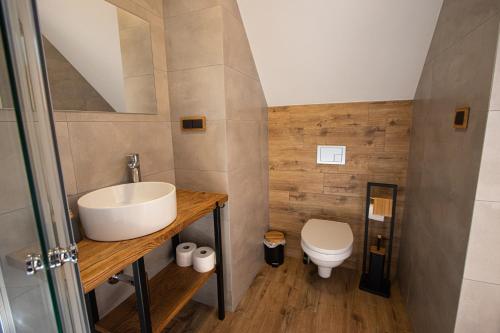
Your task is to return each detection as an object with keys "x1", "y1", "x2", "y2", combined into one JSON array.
[{"x1": 127, "y1": 153, "x2": 140, "y2": 168}]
